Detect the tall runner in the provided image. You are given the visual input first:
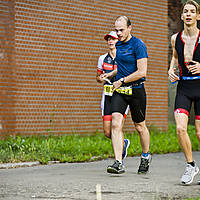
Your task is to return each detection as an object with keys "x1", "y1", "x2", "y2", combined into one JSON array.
[{"x1": 168, "y1": 0, "x2": 200, "y2": 185}]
